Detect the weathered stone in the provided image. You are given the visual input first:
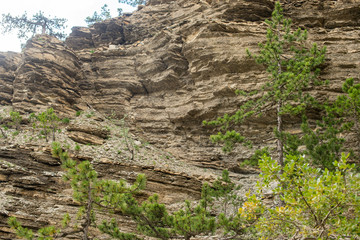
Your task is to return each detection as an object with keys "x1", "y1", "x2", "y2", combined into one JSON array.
[
  {"x1": 30, "y1": 152, "x2": 60, "y2": 166},
  {"x1": 66, "y1": 131, "x2": 105, "y2": 145},
  {"x1": 0, "y1": 52, "x2": 21, "y2": 105},
  {"x1": 0, "y1": 0, "x2": 360, "y2": 239},
  {"x1": 0, "y1": 144, "x2": 213, "y2": 239},
  {"x1": 67, "y1": 124, "x2": 110, "y2": 139},
  {"x1": 11, "y1": 35, "x2": 86, "y2": 114}
]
